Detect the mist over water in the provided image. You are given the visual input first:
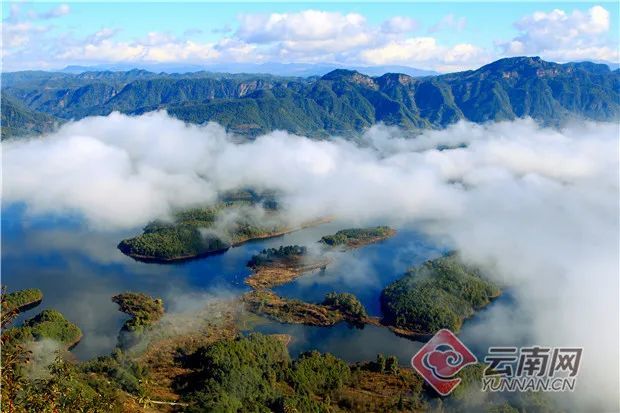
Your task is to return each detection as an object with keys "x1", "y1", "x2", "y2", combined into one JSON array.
[
  {"x1": 2, "y1": 112, "x2": 618, "y2": 410},
  {"x1": 1, "y1": 209, "x2": 434, "y2": 362}
]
